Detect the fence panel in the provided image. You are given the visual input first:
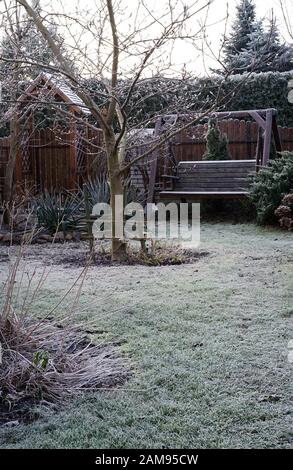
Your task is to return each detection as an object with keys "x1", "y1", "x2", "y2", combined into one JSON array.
[
  {"x1": 169, "y1": 119, "x2": 293, "y2": 164},
  {"x1": 0, "y1": 137, "x2": 10, "y2": 201},
  {"x1": 0, "y1": 127, "x2": 106, "y2": 199},
  {"x1": 1, "y1": 120, "x2": 293, "y2": 201}
]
